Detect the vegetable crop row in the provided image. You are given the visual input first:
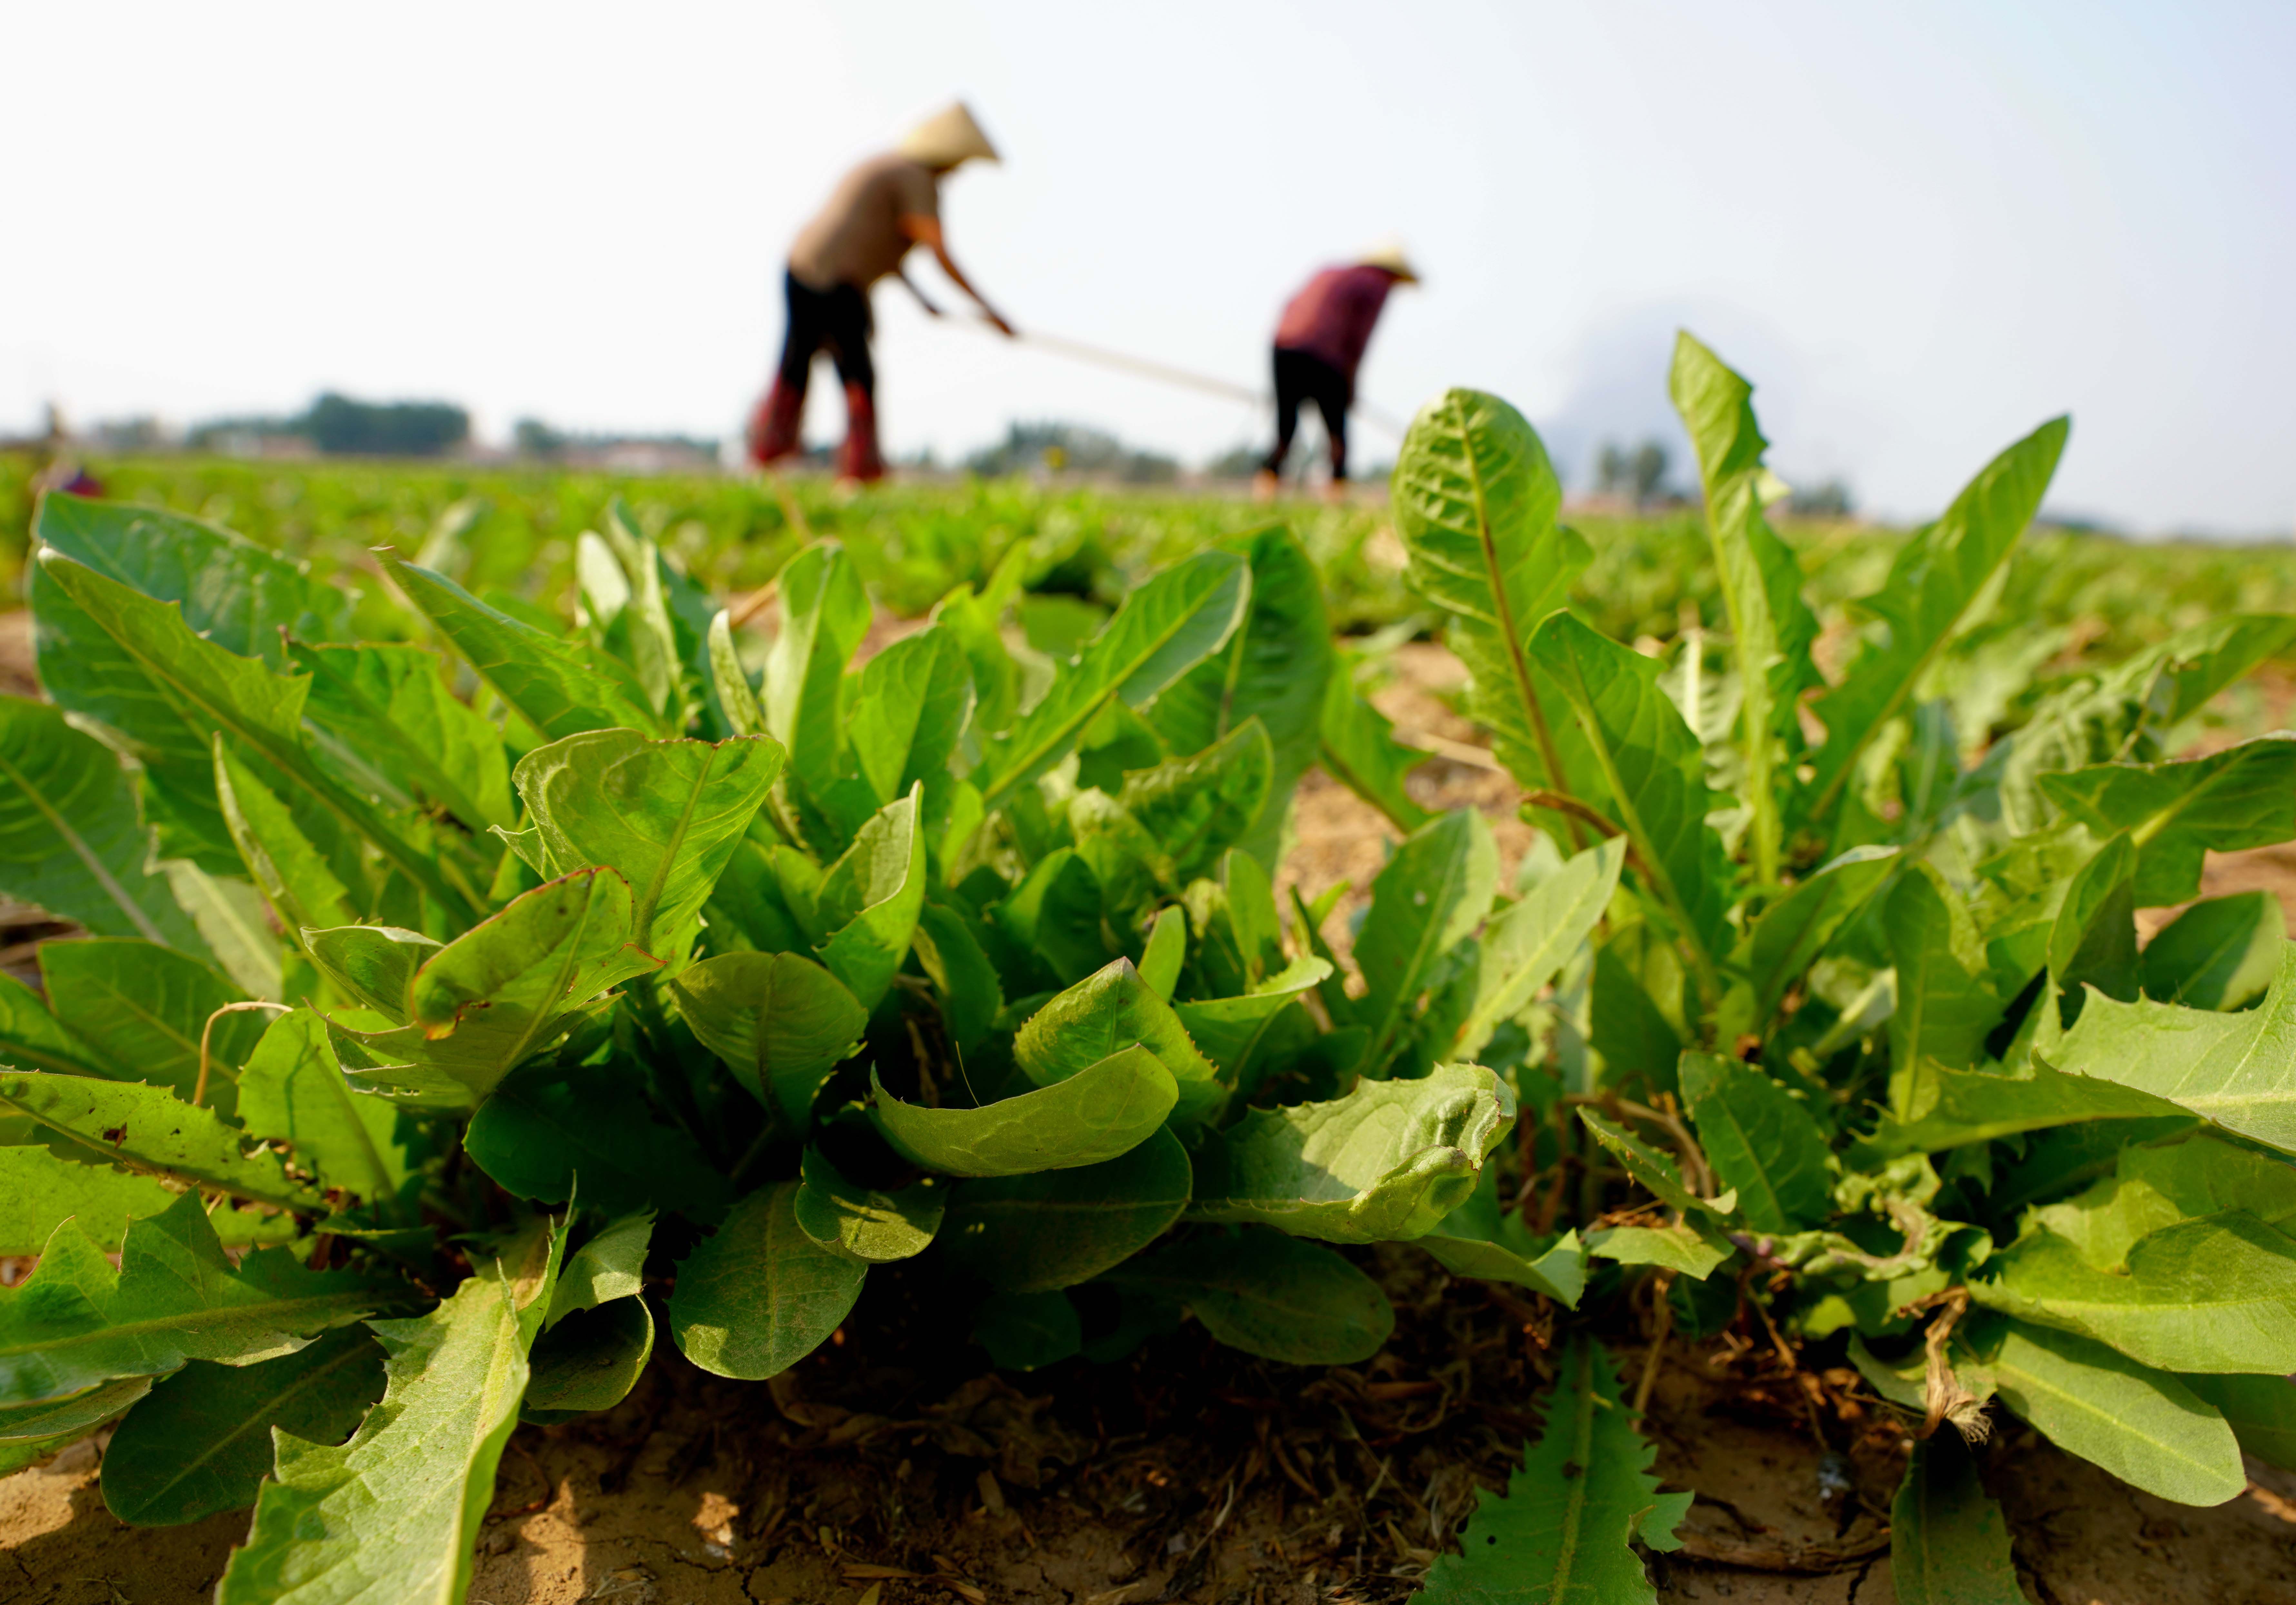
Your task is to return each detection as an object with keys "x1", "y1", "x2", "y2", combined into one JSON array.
[{"x1": 3, "y1": 336, "x2": 2295, "y2": 1600}]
